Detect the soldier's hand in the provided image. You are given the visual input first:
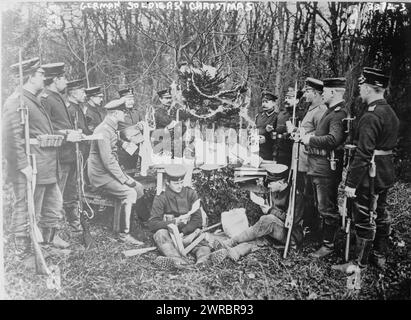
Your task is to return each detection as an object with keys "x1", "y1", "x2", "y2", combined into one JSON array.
[
  {"x1": 258, "y1": 135, "x2": 266, "y2": 144},
  {"x1": 66, "y1": 130, "x2": 83, "y2": 142},
  {"x1": 286, "y1": 121, "x2": 295, "y2": 134},
  {"x1": 20, "y1": 165, "x2": 33, "y2": 181},
  {"x1": 125, "y1": 178, "x2": 137, "y2": 187},
  {"x1": 344, "y1": 186, "x2": 357, "y2": 198},
  {"x1": 260, "y1": 204, "x2": 270, "y2": 214},
  {"x1": 266, "y1": 124, "x2": 274, "y2": 132},
  {"x1": 301, "y1": 134, "x2": 312, "y2": 145}
]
